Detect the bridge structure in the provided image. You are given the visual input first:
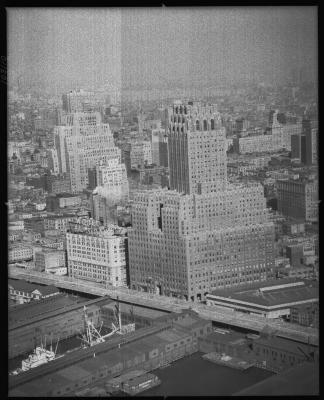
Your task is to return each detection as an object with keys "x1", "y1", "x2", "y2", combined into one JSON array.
[{"x1": 9, "y1": 266, "x2": 319, "y2": 347}]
